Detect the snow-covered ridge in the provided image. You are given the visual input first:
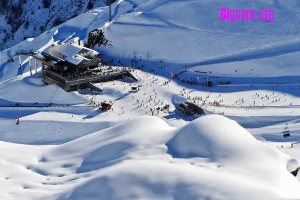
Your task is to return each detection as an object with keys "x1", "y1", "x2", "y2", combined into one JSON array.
[
  {"x1": 1, "y1": 115, "x2": 299, "y2": 199},
  {"x1": 0, "y1": 0, "x2": 107, "y2": 50}
]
